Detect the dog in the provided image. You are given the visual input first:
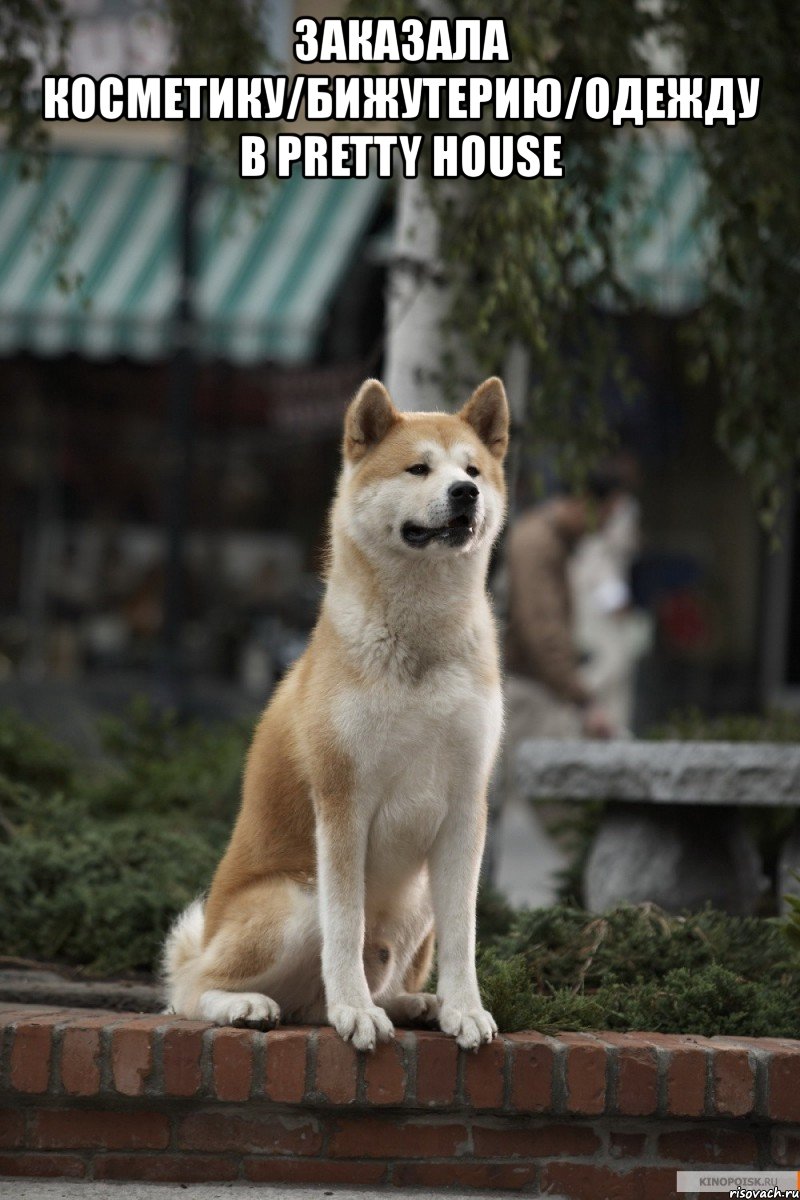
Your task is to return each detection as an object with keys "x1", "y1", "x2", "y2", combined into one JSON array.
[{"x1": 163, "y1": 376, "x2": 509, "y2": 1051}]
